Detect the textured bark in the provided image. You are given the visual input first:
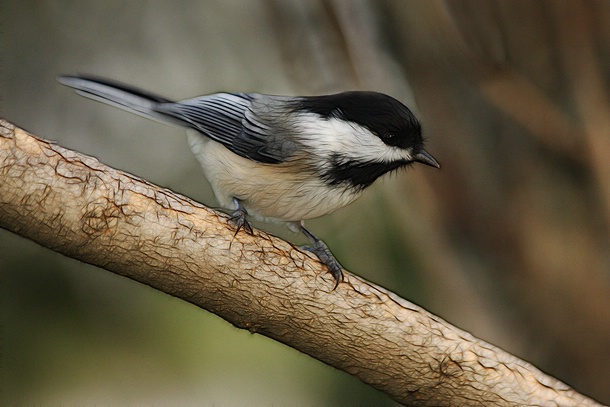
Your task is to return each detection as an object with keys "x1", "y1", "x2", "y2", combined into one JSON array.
[{"x1": 0, "y1": 119, "x2": 601, "y2": 406}]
